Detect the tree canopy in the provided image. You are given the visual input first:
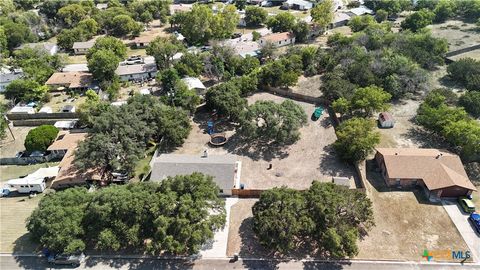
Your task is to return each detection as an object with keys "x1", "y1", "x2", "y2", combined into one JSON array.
[
  {"x1": 447, "y1": 57, "x2": 480, "y2": 91},
  {"x1": 24, "y1": 125, "x2": 59, "y2": 152},
  {"x1": 311, "y1": 0, "x2": 334, "y2": 28},
  {"x1": 237, "y1": 100, "x2": 307, "y2": 145},
  {"x1": 333, "y1": 118, "x2": 380, "y2": 163},
  {"x1": 253, "y1": 182, "x2": 374, "y2": 257},
  {"x1": 401, "y1": 9, "x2": 434, "y2": 32},
  {"x1": 146, "y1": 36, "x2": 185, "y2": 70},
  {"x1": 245, "y1": 6, "x2": 268, "y2": 27},
  {"x1": 28, "y1": 175, "x2": 225, "y2": 255},
  {"x1": 4, "y1": 79, "x2": 48, "y2": 103}
]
